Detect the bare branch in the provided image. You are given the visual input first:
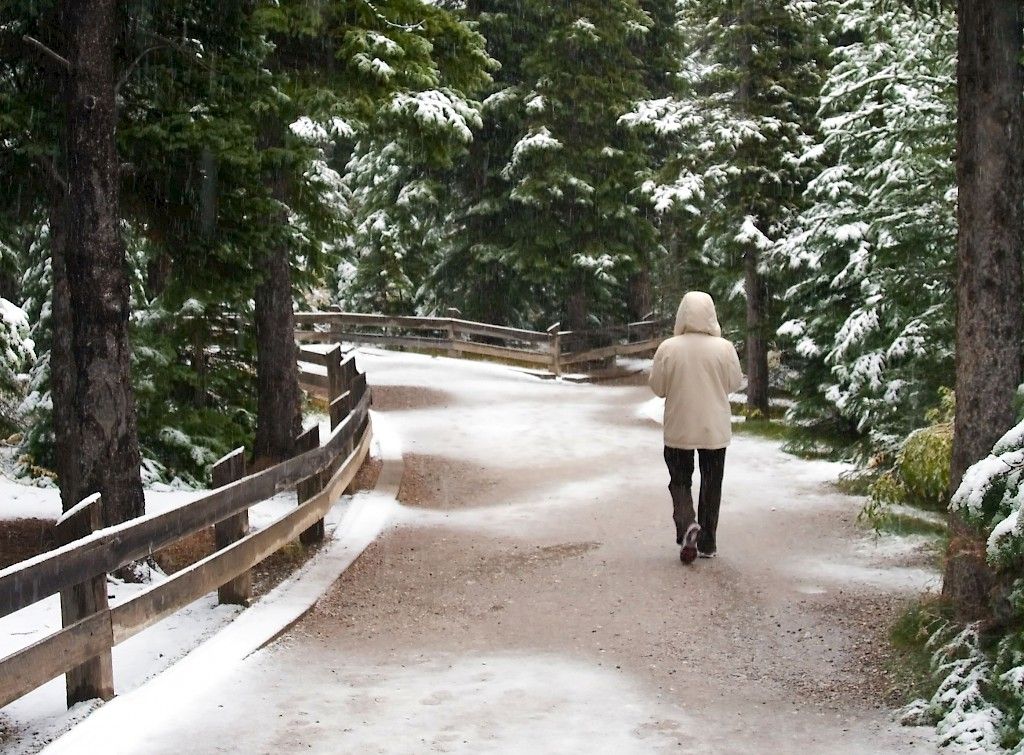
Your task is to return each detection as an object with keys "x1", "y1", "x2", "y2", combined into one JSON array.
[
  {"x1": 140, "y1": 31, "x2": 214, "y2": 73},
  {"x1": 36, "y1": 155, "x2": 69, "y2": 193},
  {"x1": 22, "y1": 35, "x2": 72, "y2": 71},
  {"x1": 356, "y1": 0, "x2": 425, "y2": 32},
  {"x1": 115, "y1": 45, "x2": 165, "y2": 94}
]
